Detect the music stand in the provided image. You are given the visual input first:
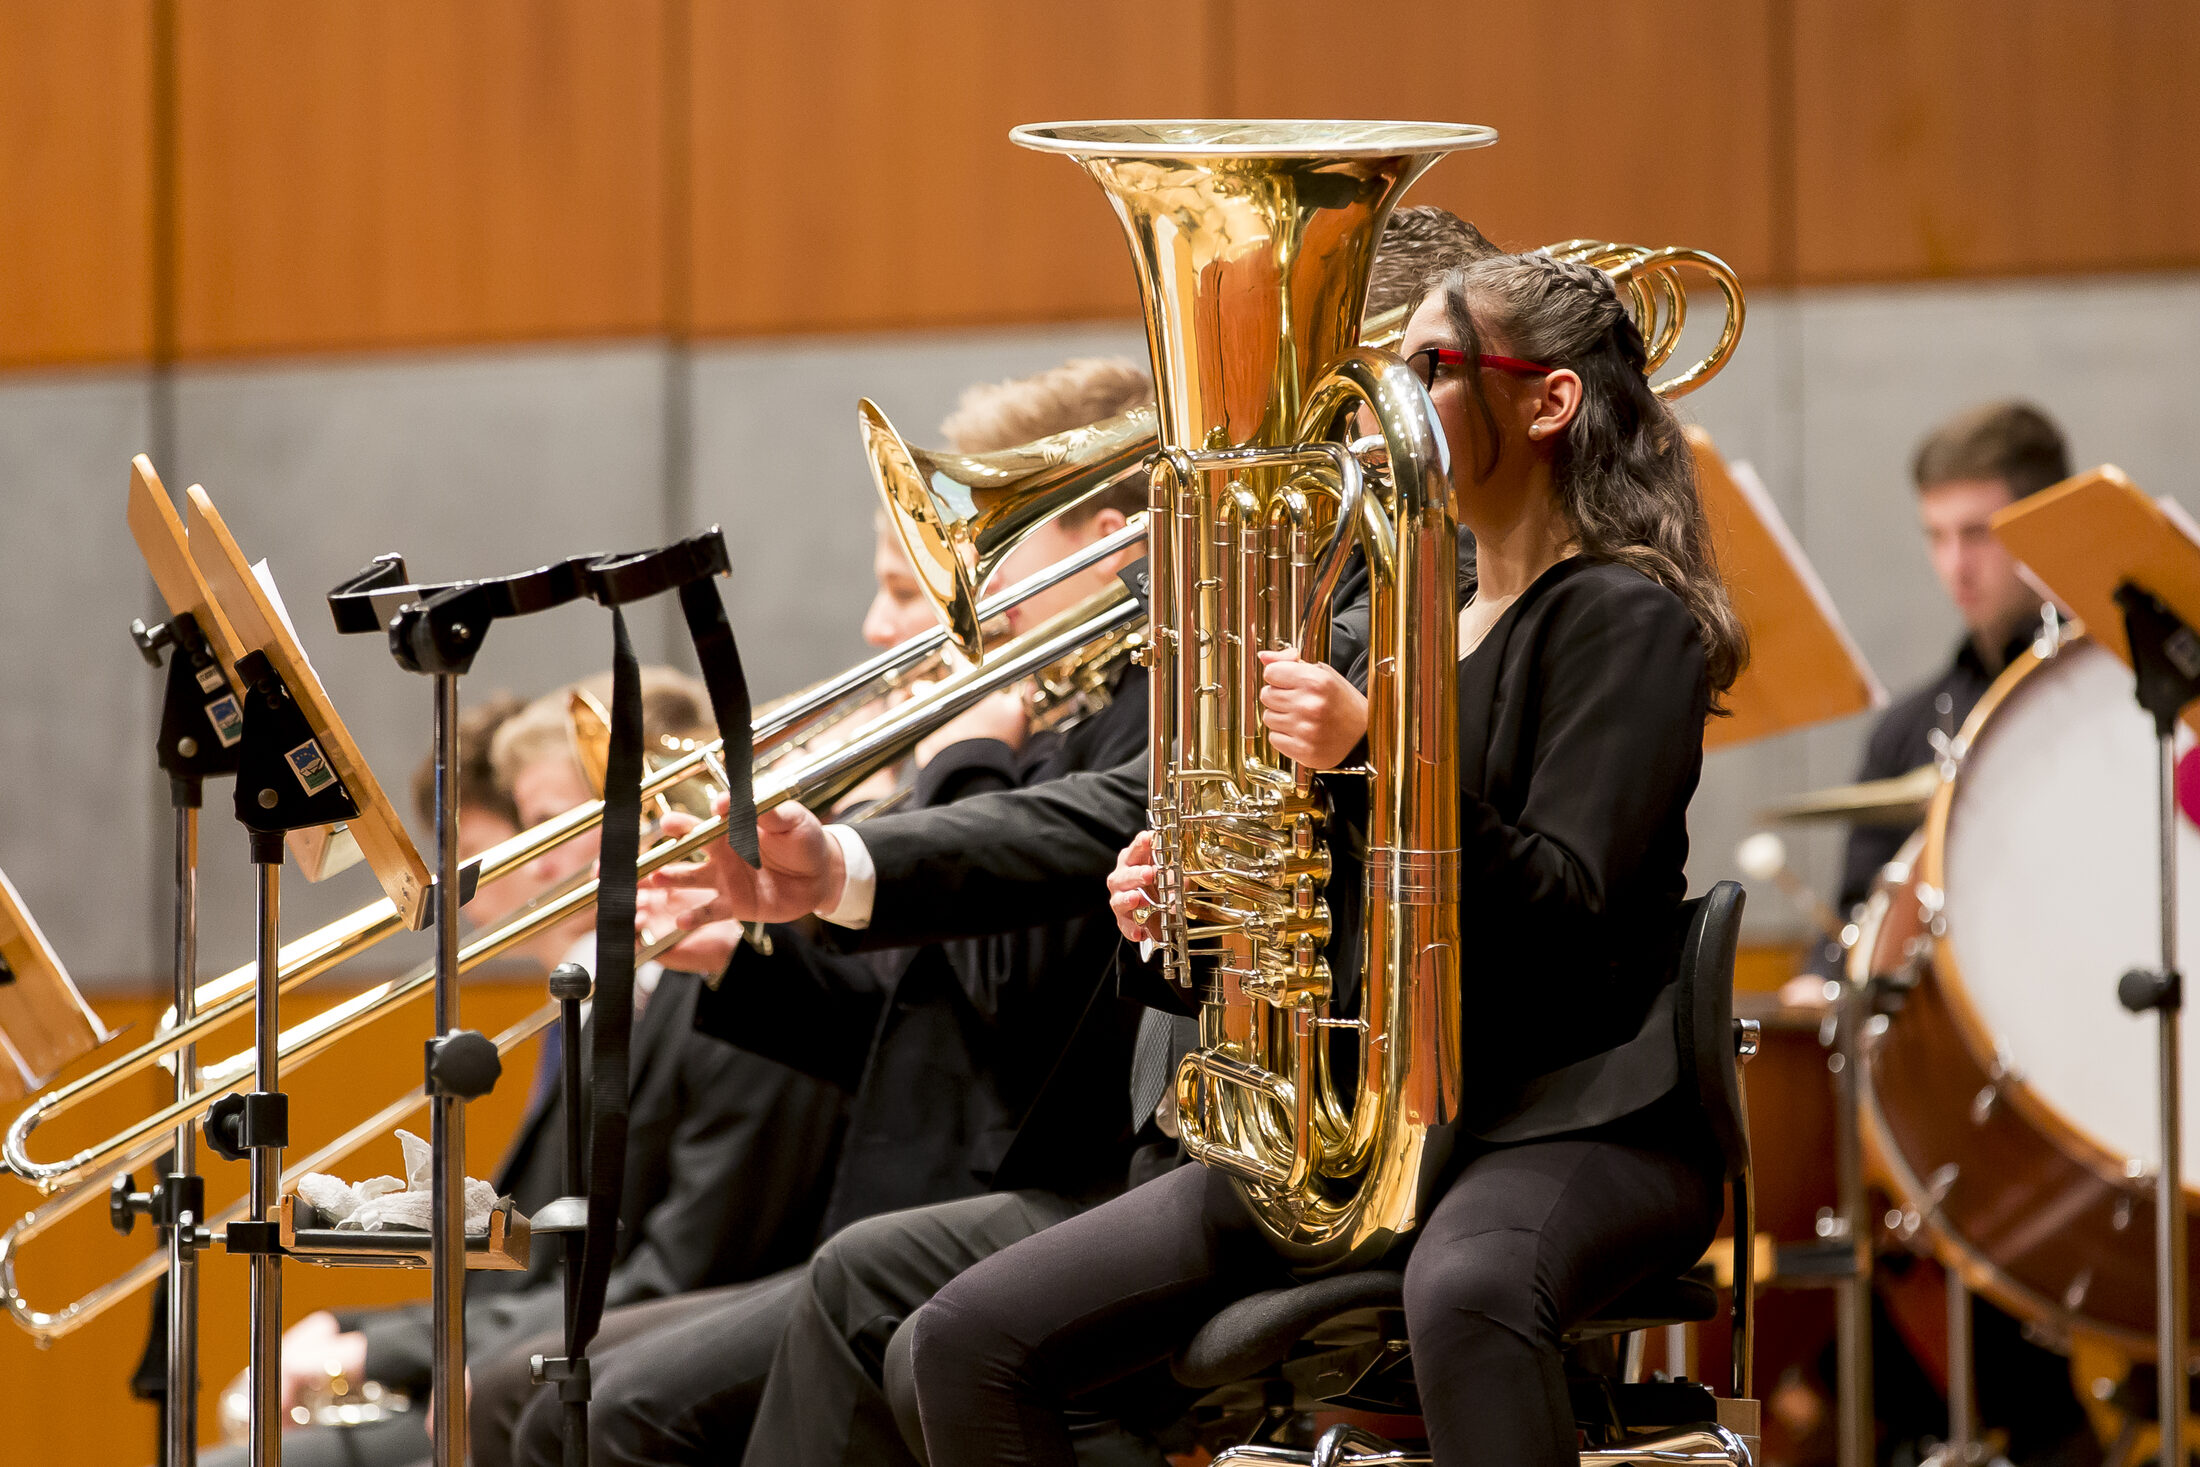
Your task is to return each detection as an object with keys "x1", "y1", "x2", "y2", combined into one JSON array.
[
  {"x1": 1993, "y1": 466, "x2": 2197, "y2": 1466},
  {"x1": 180, "y1": 482, "x2": 431, "y2": 1467},
  {"x1": 129, "y1": 457, "x2": 365, "y2": 884},
  {"x1": 123, "y1": 452, "x2": 258, "y2": 1467},
  {"x1": 1691, "y1": 428, "x2": 1885, "y2": 752},
  {"x1": 184, "y1": 486, "x2": 431, "y2": 926},
  {"x1": 0, "y1": 866, "x2": 111, "y2": 1102}
]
